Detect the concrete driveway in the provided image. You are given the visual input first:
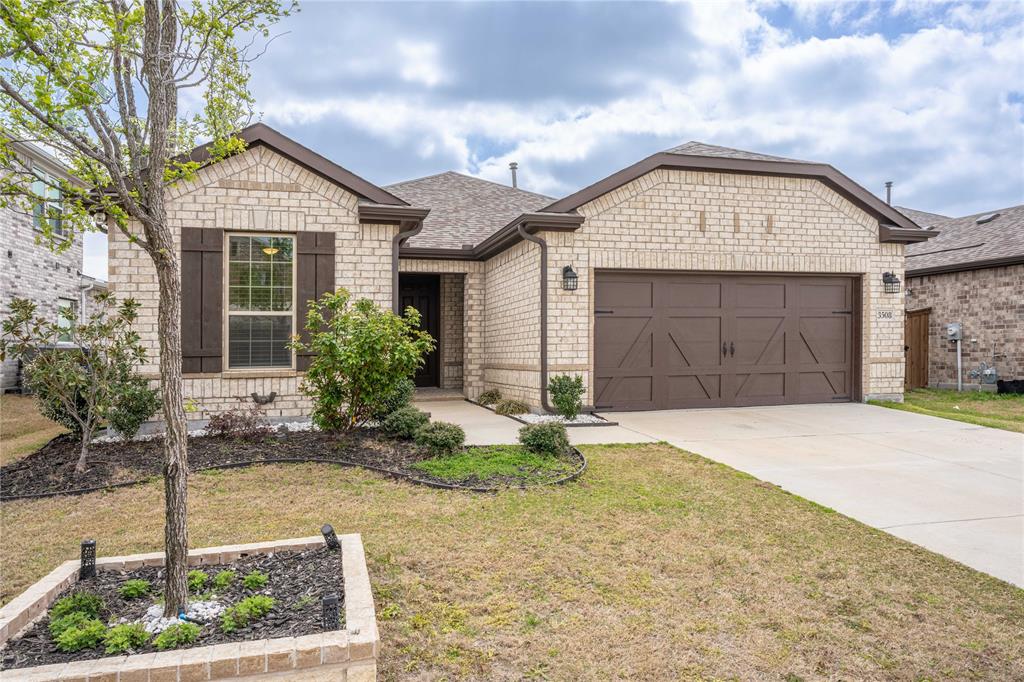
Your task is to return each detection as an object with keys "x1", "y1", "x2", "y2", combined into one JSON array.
[{"x1": 605, "y1": 403, "x2": 1024, "y2": 587}]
